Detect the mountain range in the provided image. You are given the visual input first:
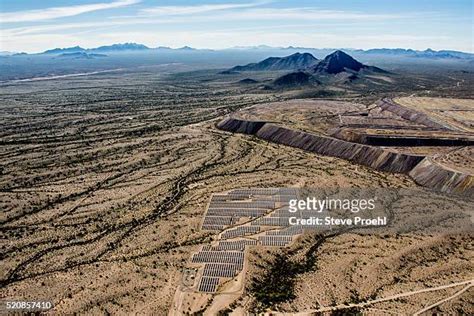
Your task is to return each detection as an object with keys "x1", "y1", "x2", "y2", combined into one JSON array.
[
  {"x1": 229, "y1": 50, "x2": 393, "y2": 88},
  {"x1": 277, "y1": 50, "x2": 391, "y2": 87},
  {"x1": 40, "y1": 43, "x2": 201, "y2": 55},
  {"x1": 6, "y1": 43, "x2": 469, "y2": 60},
  {"x1": 357, "y1": 48, "x2": 473, "y2": 59},
  {"x1": 231, "y1": 46, "x2": 474, "y2": 60},
  {"x1": 43, "y1": 43, "x2": 150, "y2": 54}
]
